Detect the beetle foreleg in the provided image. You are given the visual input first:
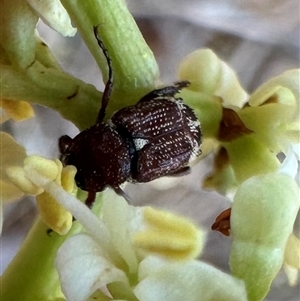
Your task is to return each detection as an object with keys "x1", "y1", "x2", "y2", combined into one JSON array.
[
  {"x1": 113, "y1": 186, "x2": 132, "y2": 203},
  {"x1": 167, "y1": 166, "x2": 191, "y2": 177},
  {"x1": 138, "y1": 81, "x2": 190, "y2": 104},
  {"x1": 85, "y1": 191, "x2": 97, "y2": 208}
]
